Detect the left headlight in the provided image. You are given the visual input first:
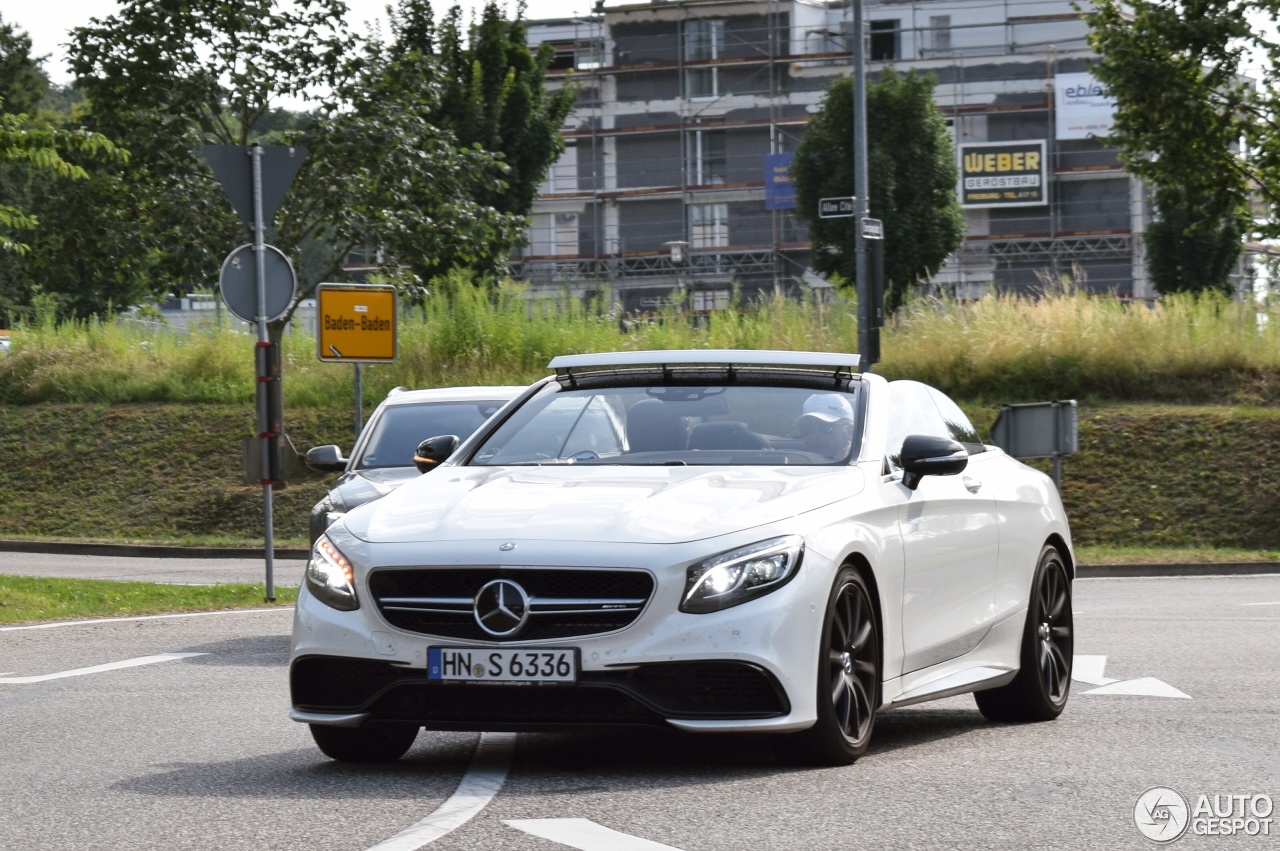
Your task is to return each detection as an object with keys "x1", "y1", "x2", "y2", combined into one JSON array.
[
  {"x1": 305, "y1": 534, "x2": 359, "y2": 611},
  {"x1": 681, "y1": 535, "x2": 804, "y2": 614}
]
